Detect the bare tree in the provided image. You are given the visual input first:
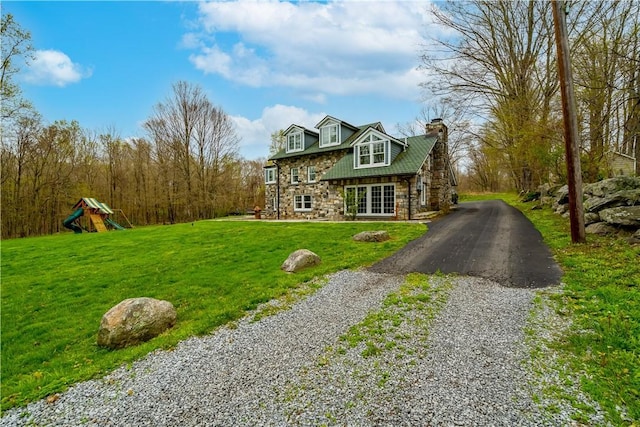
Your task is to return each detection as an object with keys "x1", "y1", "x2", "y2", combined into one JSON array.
[
  {"x1": 421, "y1": 1, "x2": 564, "y2": 191},
  {"x1": 144, "y1": 81, "x2": 240, "y2": 222},
  {"x1": 422, "y1": 1, "x2": 640, "y2": 188},
  {"x1": 193, "y1": 101, "x2": 240, "y2": 218},
  {"x1": 572, "y1": 1, "x2": 639, "y2": 179},
  {"x1": 395, "y1": 100, "x2": 474, "y2": 169}
]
